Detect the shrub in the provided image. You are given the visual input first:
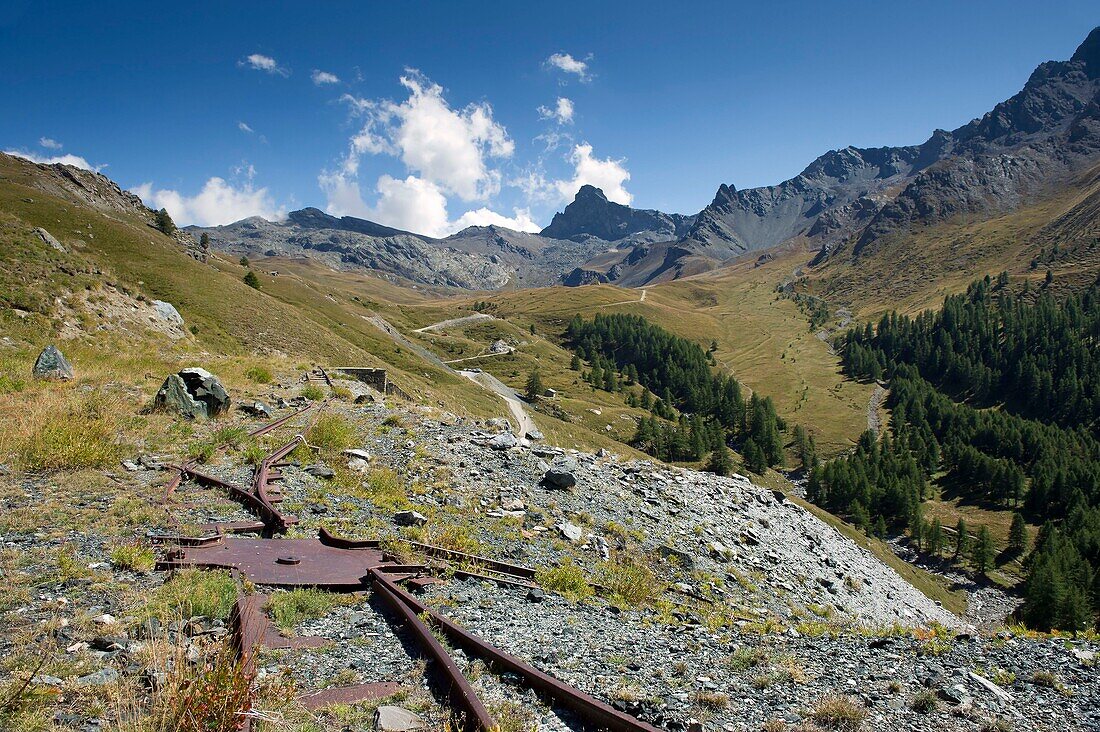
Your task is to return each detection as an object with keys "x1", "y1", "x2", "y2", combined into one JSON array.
[
  {"x1": 597, "y1": 556, "x2": 662, "y2": 607},
  {"x1": 109, "y1": 542, "x2": 156, "y2": 572},
  {"x1": 266, "y1": 589, "x2": 340, "y2": 631},
  {"x1": 244, "y1": 365, "x2": 273, "y2": 384},
  {"x1": 307, "y1": 414, "x2": 355, "y2": 451},
  {"x1": 727, "y1": 647, "x2": 768, "y2": 671},
  {"x1": 140, "y1": 570, "x2": 237, "y2": 622},
  {"x1": 536, "y1": 560, "x2": 593, "y2": 601},
  {"x1": 810, "y1": 695, "x2": 868, "y2": 731},
  {"x1": 243, "y1": 270, "x2": 260, "y2": 289},
  {"x1": 362, "y1": 467, "x2": 409, "y2": 510},
  {"x1": 1030, "y1": 670, "x2": 1058, "y2": 688},
  {"x1": 156, "y1": 642, "x2": 252, "y2": 732}
]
